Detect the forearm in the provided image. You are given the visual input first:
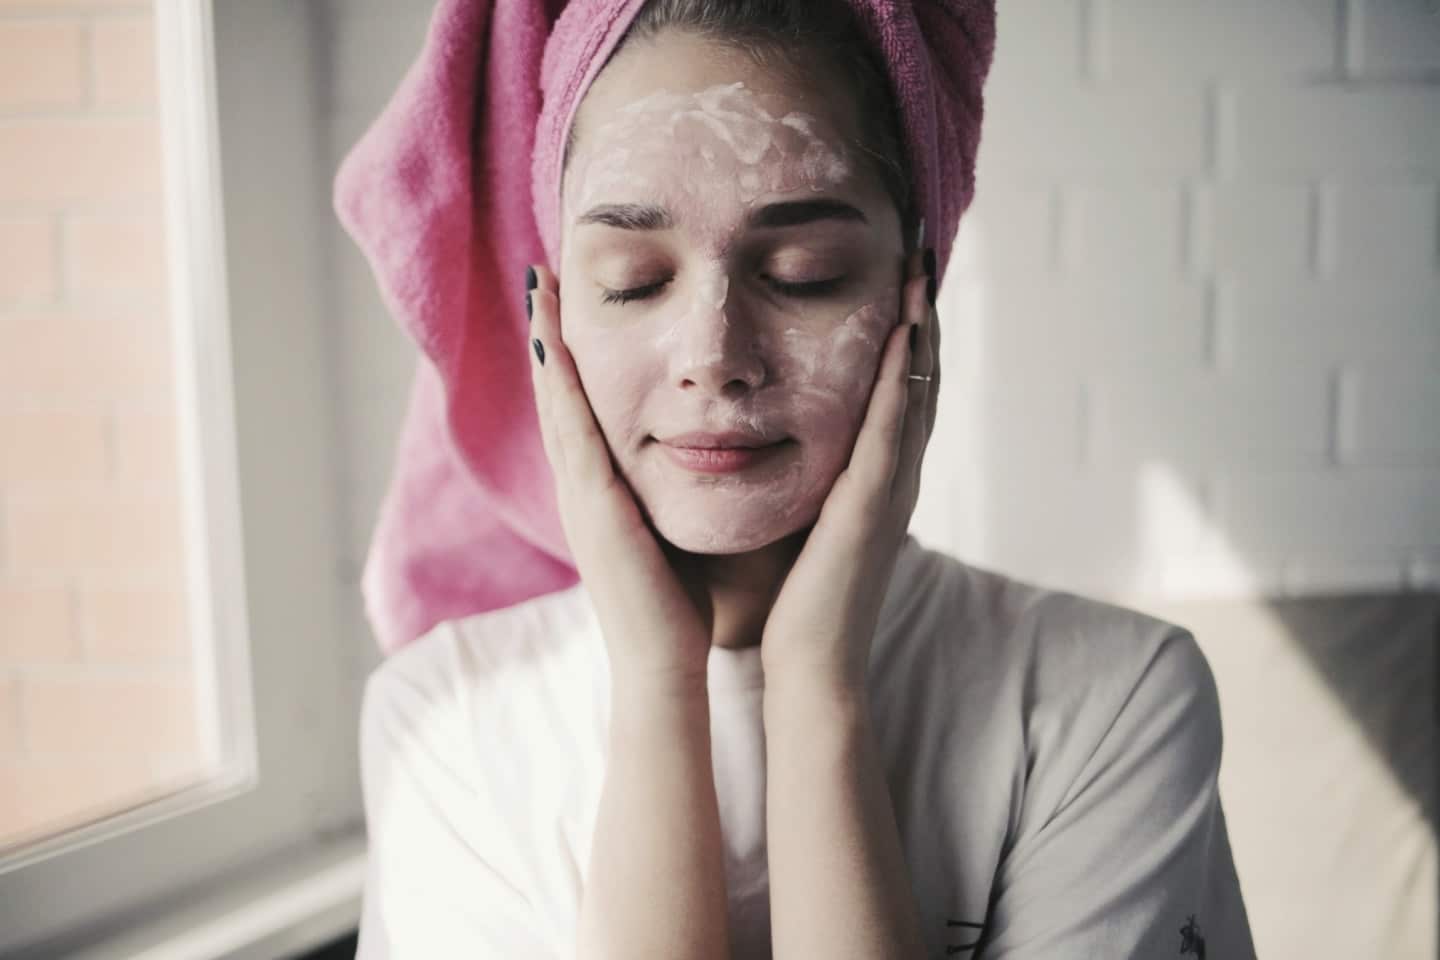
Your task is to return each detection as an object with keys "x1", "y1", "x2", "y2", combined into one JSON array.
[
  {"x1": 763, "y1": 676, "x2": 927, "y2": 959},
  {"x1": 577, "y1": 677, "x2": 731, "y2": 960}
]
